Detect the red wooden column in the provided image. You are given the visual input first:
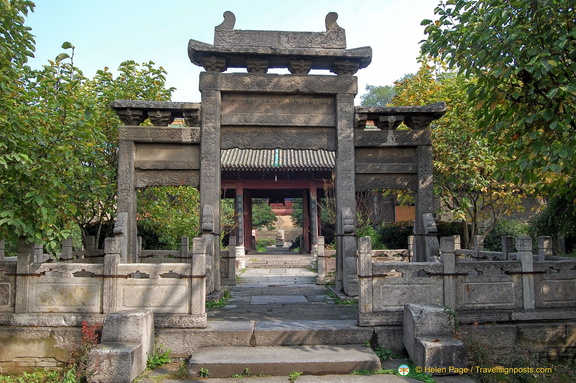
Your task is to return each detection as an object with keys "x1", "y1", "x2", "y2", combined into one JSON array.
[
  {"x1": 302, "y1": 189, "x2": 310, "y2": 252},
  {"x1": 244, "y1": 190, "x2": 253, "y2": 251}
]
